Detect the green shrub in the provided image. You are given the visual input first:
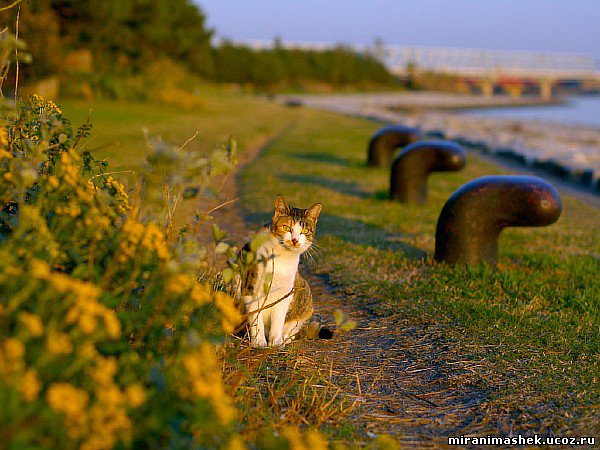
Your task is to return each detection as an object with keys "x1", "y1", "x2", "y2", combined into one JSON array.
[{"x1": 60, "y1": 58, "x2": 205, "y2": 108}]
